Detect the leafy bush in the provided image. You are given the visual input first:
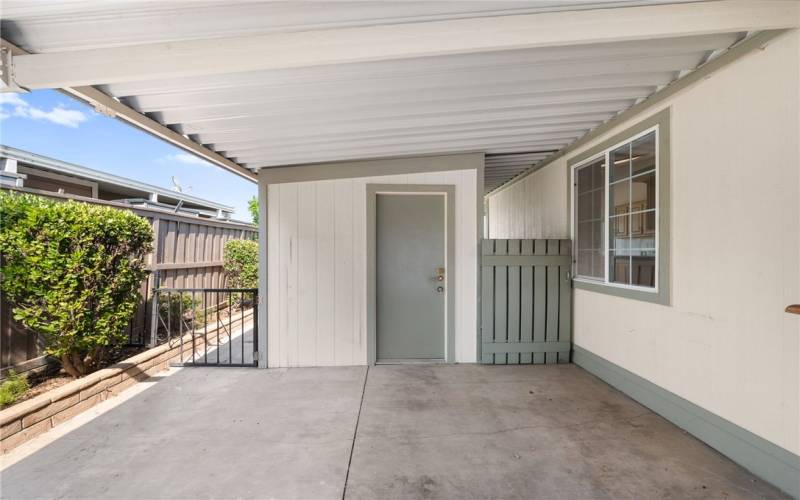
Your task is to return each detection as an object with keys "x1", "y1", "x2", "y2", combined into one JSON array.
[
  {"x1": 223, "y1": 239, "x2": 258, "y2": 289},
  {"x1": 247, "y1": 196, "x2": 259, "y2": 225},
  {"x1": 0, "y1": 370, "x2": 29, "y2": 406},
  {"x1": 0, "y1": 192, "x2": 152, "y2": 378}
]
